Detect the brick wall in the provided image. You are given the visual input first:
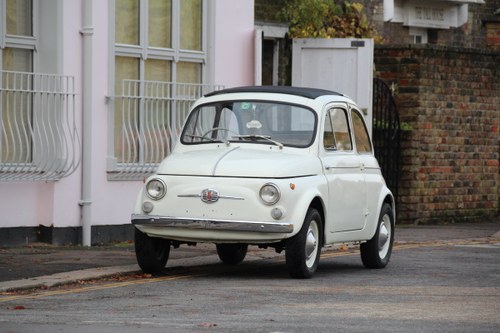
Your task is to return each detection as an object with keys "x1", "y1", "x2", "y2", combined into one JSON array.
[{"x1": 375, "y1": 45, "x2": 500, "y2": 224}]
